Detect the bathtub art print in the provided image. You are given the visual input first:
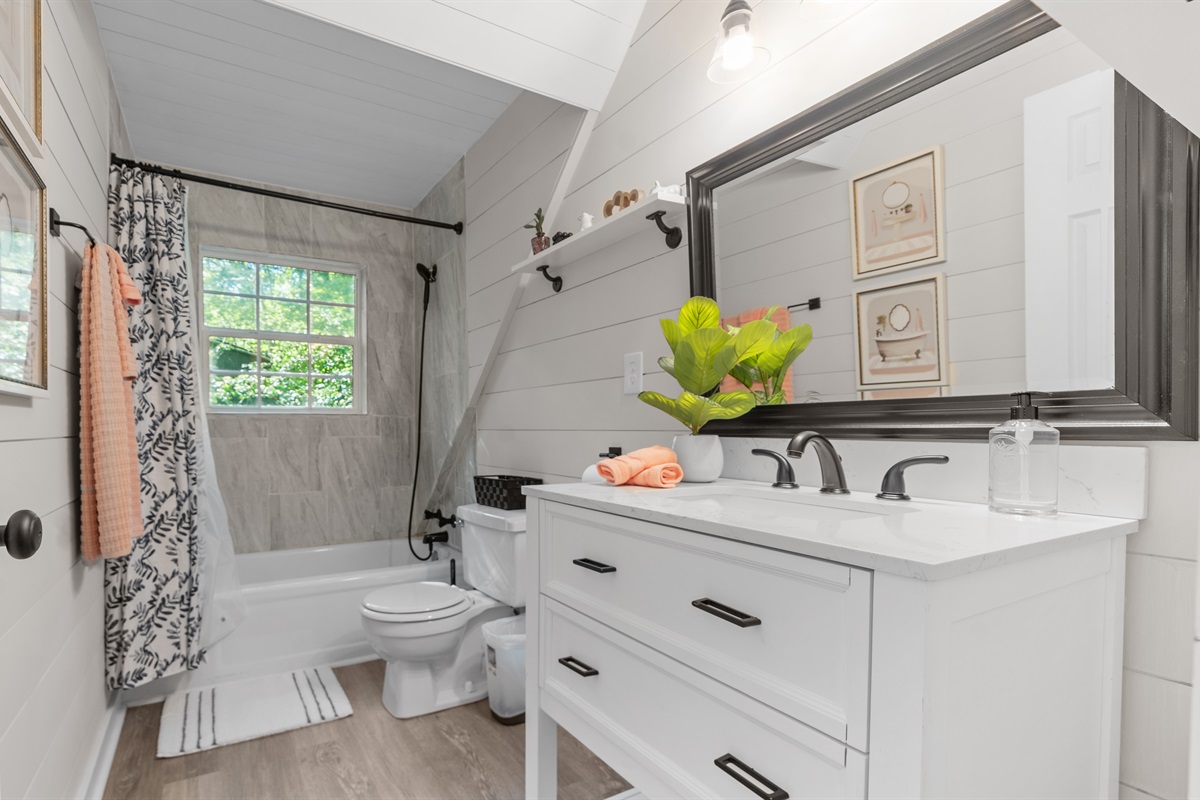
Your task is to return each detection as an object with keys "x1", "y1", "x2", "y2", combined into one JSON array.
[
  {"x1": 853, "y1": 274, "x2": 948, "y2": 391},
  {"x1": 849, "y1": 146, "x2": 945, "y2": 279}
]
